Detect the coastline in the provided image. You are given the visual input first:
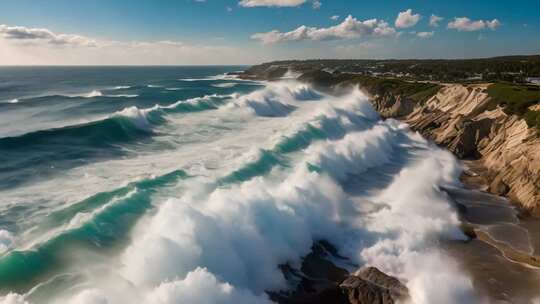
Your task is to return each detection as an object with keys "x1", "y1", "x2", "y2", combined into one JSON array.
[
  {"x1": 235, "y1": 66, "x2": 540, "y2": 303},
  {"x1": 239, "y1": 66, "x2": 540, "y2": 215}
]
